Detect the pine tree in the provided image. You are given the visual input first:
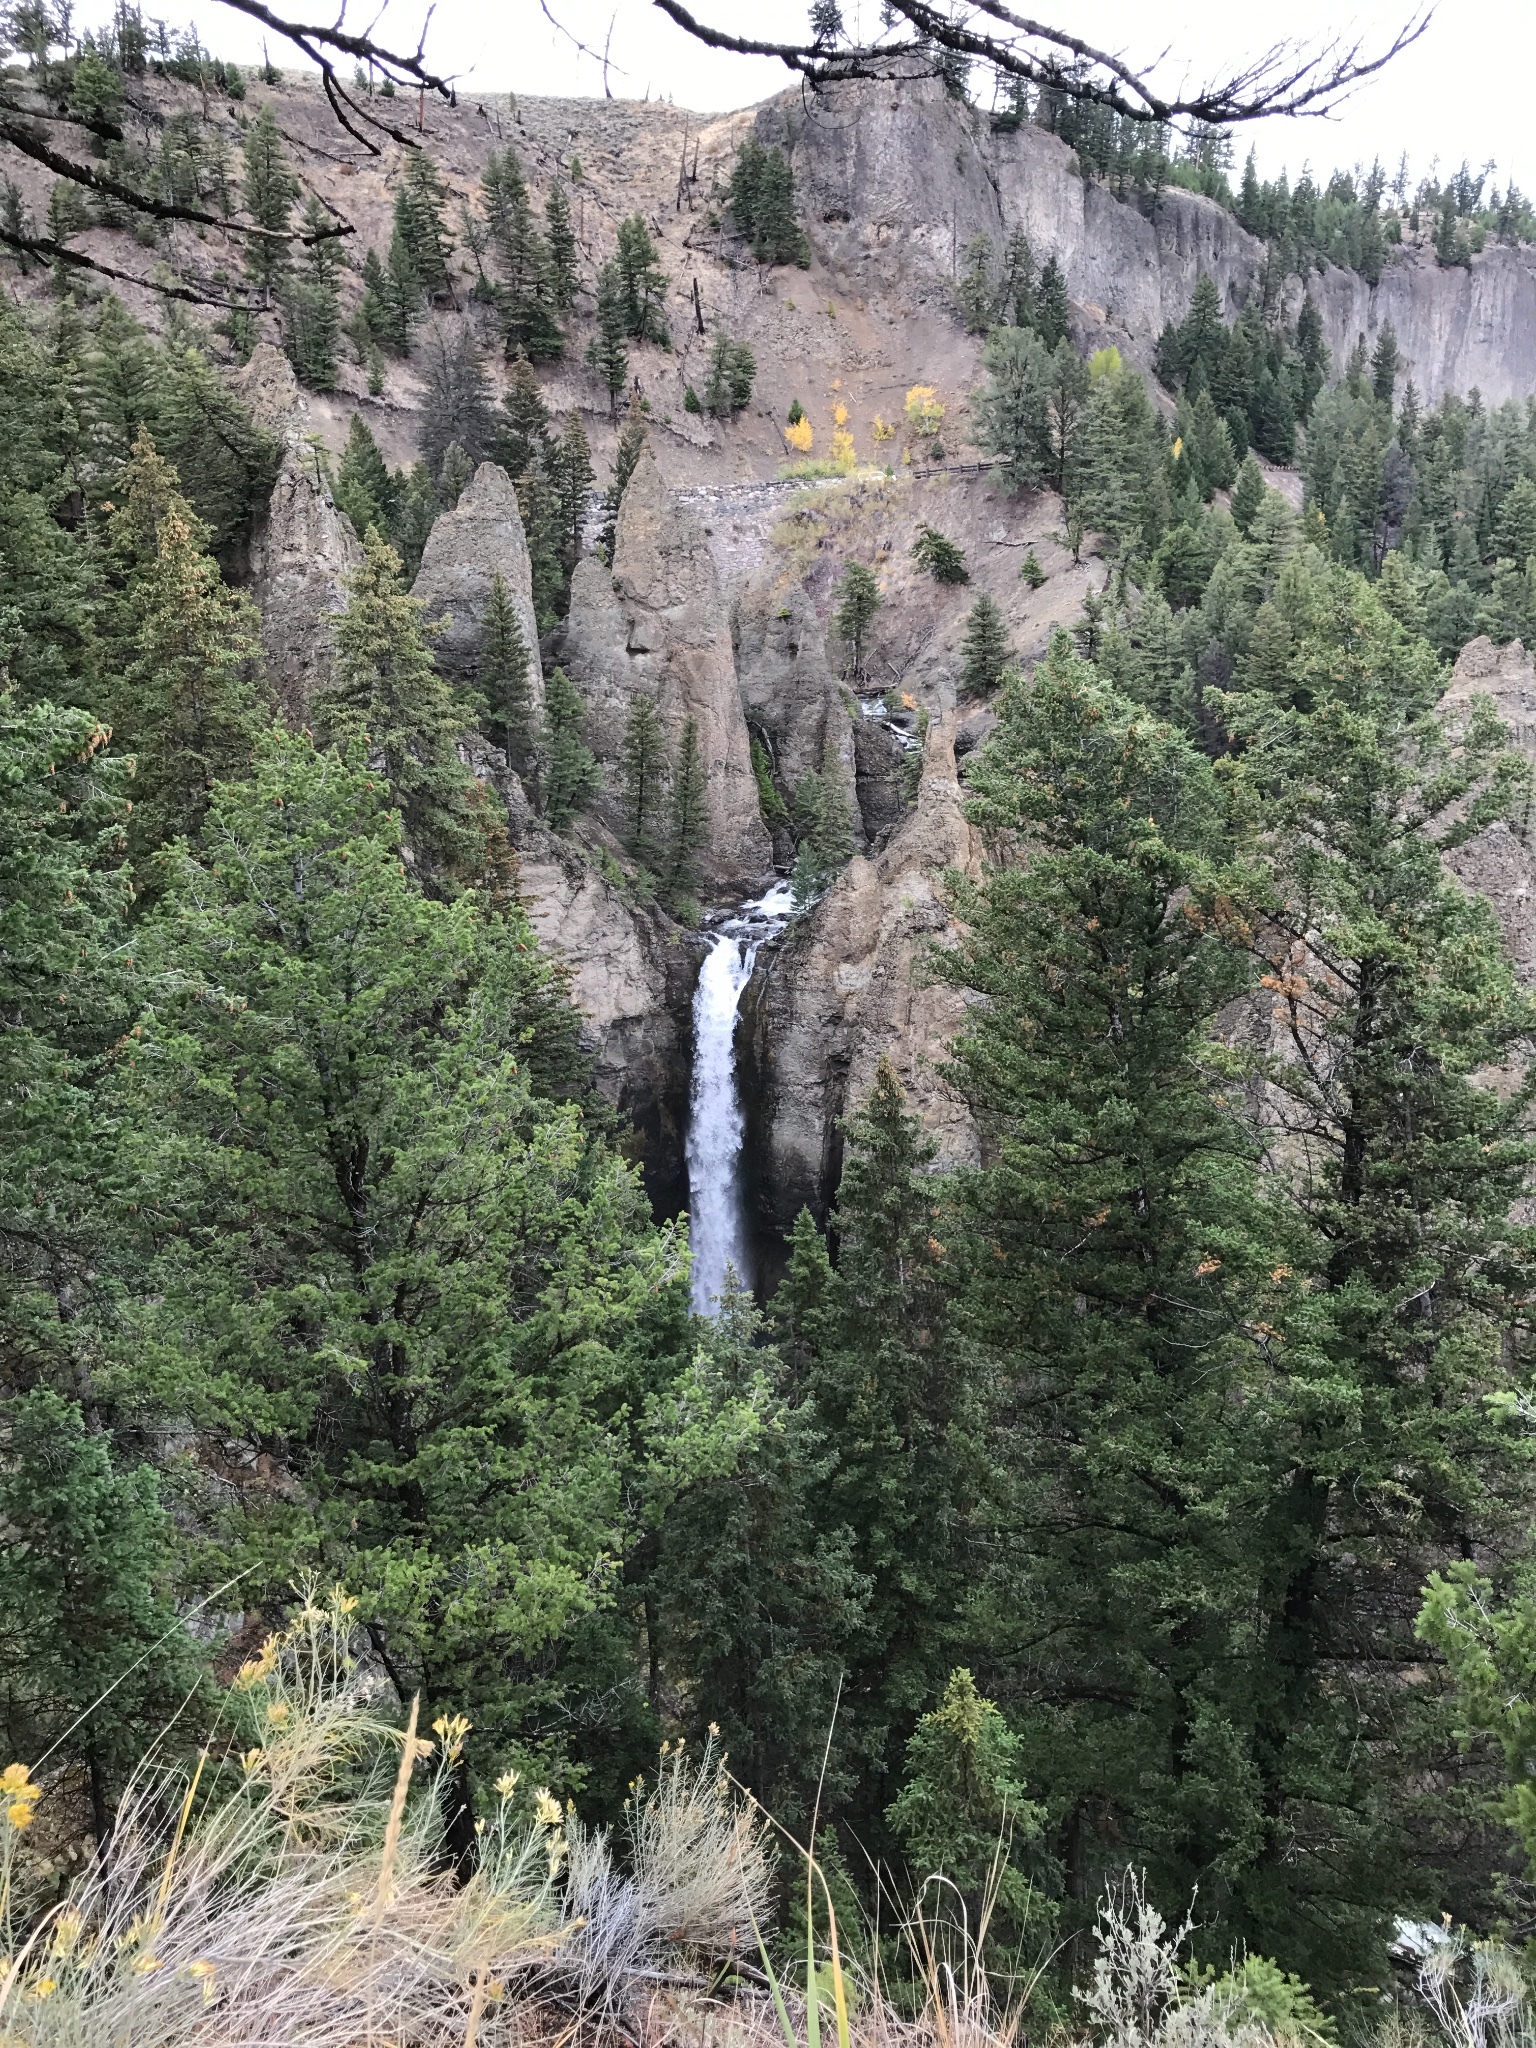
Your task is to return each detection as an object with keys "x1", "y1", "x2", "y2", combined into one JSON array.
[
  {"x1": 973, "y1": 325, "x2": 1052, "y2": 494},
  {"x1": 1230, "y1": 450, "x2": 1266, "y2": 535},
  {"x1": 1370, "y1": 321, "x2": 1400, "y2": 408},
  {"x1": 998, "y1": 226, "x2": 1035, "y2": 329},
  {"x1": 724, "y1": 138, "x2": 808, "y2": 267},
  {"x1": 834, "y1": 560, "x2": 881, "y2": 678},
  {"x1": 545, "y1": 180, "x2": 578, "y2": 308},
  {"x1": 615, "y1": 214, "x2": 668, "y2": 342},
  {"x1": 394, "y1": 146, "x2": 454, "y2": 302},
  {"x1": 282, "y1": 198, "x2": 341, "y2": 390},
  {"x1": 391, "y1": 461, "x2": 441, "y2": 582},
  {"x1": 437, "y1": 438, "x2": 475, "y2": 508},
  {"x1": 790, "y1": 765, "x2": 854, "y2": 904},
  {"x1": 942, "y1": 635, "x2": 1287, "y2": 1960},
  {"x1": 587, "y1": 259, "x2": 629, "y2": 413},
  {"x1": 619, "y1": 691, "x2": 669, "y2": 865},
  {"x1": 549, "y1": 410, "x2": 594, "y2": 567},
  {"x1": 955, "y1": 231, "x2": 995, "y2": 333},
  {"x1": 240, "y1": 103, "x2": 297, "y2": 295},
  {"x1": 540, "y1": 664, "x2": 599, "y2": 827},
  {"x1": 515, "y1": 464, "x2": 567, "y2": 631},
  {"x1": 418, "y1": 319, "x2": 494, "y2": 480},
  {"x1": 599, "y1": 412, "x2": 647, "y2": 560},
  {"x1": 382, "y1": 223, "x2": 422, "y2": 353},
  {"x1": 959, "y1": 590, "x2": 1011, "y2": 695},
  {"x1": 493, "y1": 349, "x2": 552, "y2": 480},
  {"x1": 335, "y1": 411, "x2": 398, "y2": 540},
  {"x1": 1034, "y1": 251, "x2": 1069, "y2": 348},
  {"x1": 912, "y1": 524, "x2": 969, "y2": 583},
  {"x1": 324, "y1": 527, "x2": 483, "y2": 884},
  {"x1": 107, "y1": 431, "x2": 266, "y2": 863},
  {"x1": 665, "y1": 716, "x2": 708, "y2": 901},
  {"x1": 478, "y1": 569, "x2": 538, "y2": 784},
  {"x1": 482, "y1": 147, "x2": 562, "y2": 360},
  {"x1": 703, "y1": 333, "x2": 755, "y2": 417}
]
